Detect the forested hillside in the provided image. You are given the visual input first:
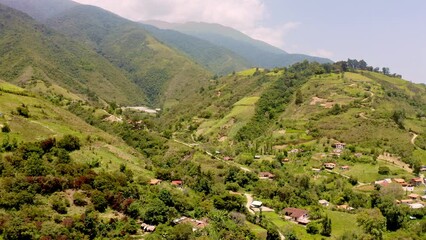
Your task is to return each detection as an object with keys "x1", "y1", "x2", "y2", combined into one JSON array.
[
  {"x1": 0, "y1": 4, "x2": 147, "y2": 105},
  {"x1": 0, "y1": 0, "x2": 425, "y2": 239}
]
